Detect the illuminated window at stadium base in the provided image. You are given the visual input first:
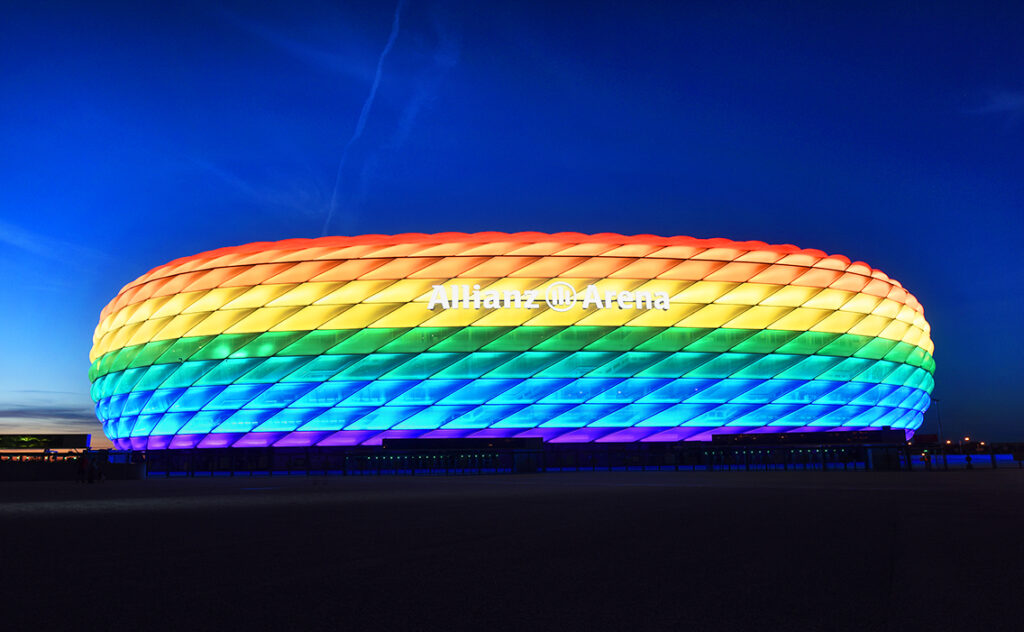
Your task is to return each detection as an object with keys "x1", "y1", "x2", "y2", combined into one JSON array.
[{"x1": 89, "y1": 233, "x2": 934, "y2": 450}]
